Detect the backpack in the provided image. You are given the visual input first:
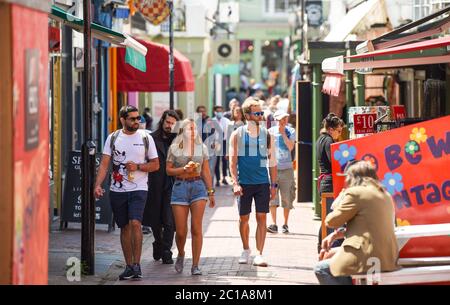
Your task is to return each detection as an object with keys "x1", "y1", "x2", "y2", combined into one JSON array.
[
  {"x1": 236, "y1": 125, "x2": 271, "y2": 155},
  {"x1": 110, "y1": 130, "x2": 150, "y2": 162}
]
